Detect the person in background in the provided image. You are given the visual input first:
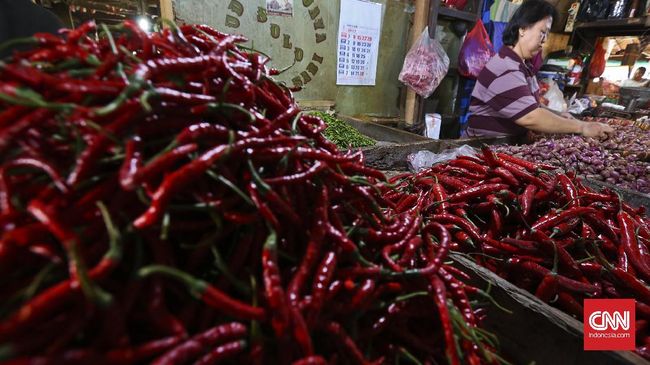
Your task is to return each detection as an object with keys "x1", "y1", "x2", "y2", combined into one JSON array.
[
  {"x1": 0, "y1": 0, "x2": 63, "y2": 59},
  {"x1": 465, "y1": 0, "x2": 613, "y2": 139},
  {"x1": 620, "y1": 67, "x2": 649, "y2": 88}
]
